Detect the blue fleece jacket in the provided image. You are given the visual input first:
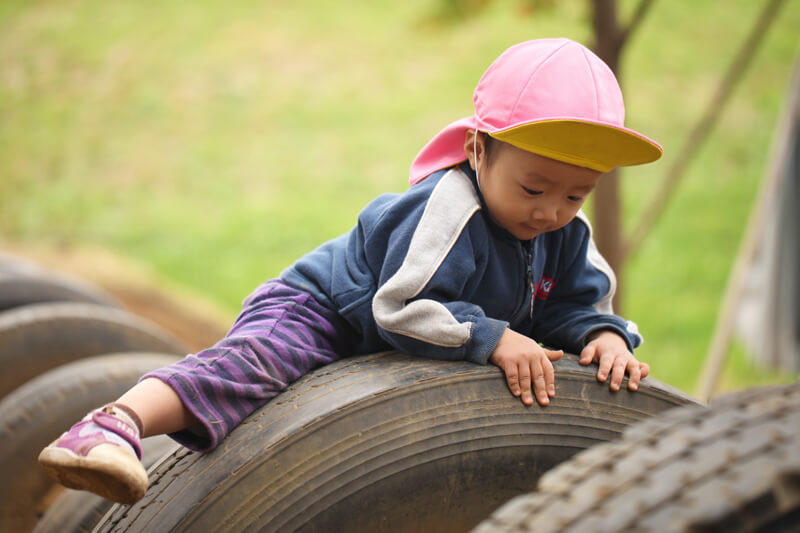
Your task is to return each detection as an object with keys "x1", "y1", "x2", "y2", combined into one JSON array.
[{"x1": 281, "y1": 163, "x2": 642, "y2": 364}]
